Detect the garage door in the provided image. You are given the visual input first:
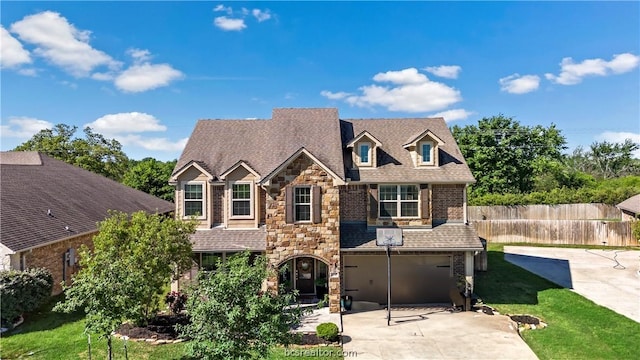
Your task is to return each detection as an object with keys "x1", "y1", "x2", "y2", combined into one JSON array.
[{"x1": 343, "y1": 255, "x2": 453, "y2": 304}]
